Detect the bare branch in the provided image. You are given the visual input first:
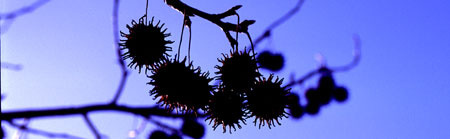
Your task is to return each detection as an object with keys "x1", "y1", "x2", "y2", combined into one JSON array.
[
  {"x1": 2, "y1": 104, "x2": 201, "y2": 121},
  {"x1": 285, "y1": 70, "x2": 319, "y2": 88},
  {"x1": 148, "y1": 117, "x2": 181, "y2": 135},
  {"x1": 7, "y1": 121, "x2": 85, "y2": 139},
  {"x1": 285, "y1": 35, "x2": 362, "y2": 88},
  {"x1": 0, "y1": 0, "x2": 50, "y2": 20},
  {"x1": 329, "y1": 34, "x2": 362, "y2": 72},
  {"x1": 82, "y1": 114, "x2": 102, "y2": 139},
  {"x1": 164, "y1": 0, "x2": 254, "y2": 47},
  {"x1": 128, "y1": 118, "x2": 148, "y2": 138},
  {"x1": 253, "y1": 0, "x2": 305, "y2": 47},
  {"x1": 111, "y1": 0, "x2": 130, "y2": 104},
  {"x1": 0, "y1": 62, "x2": 23, "y2": 71}
]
